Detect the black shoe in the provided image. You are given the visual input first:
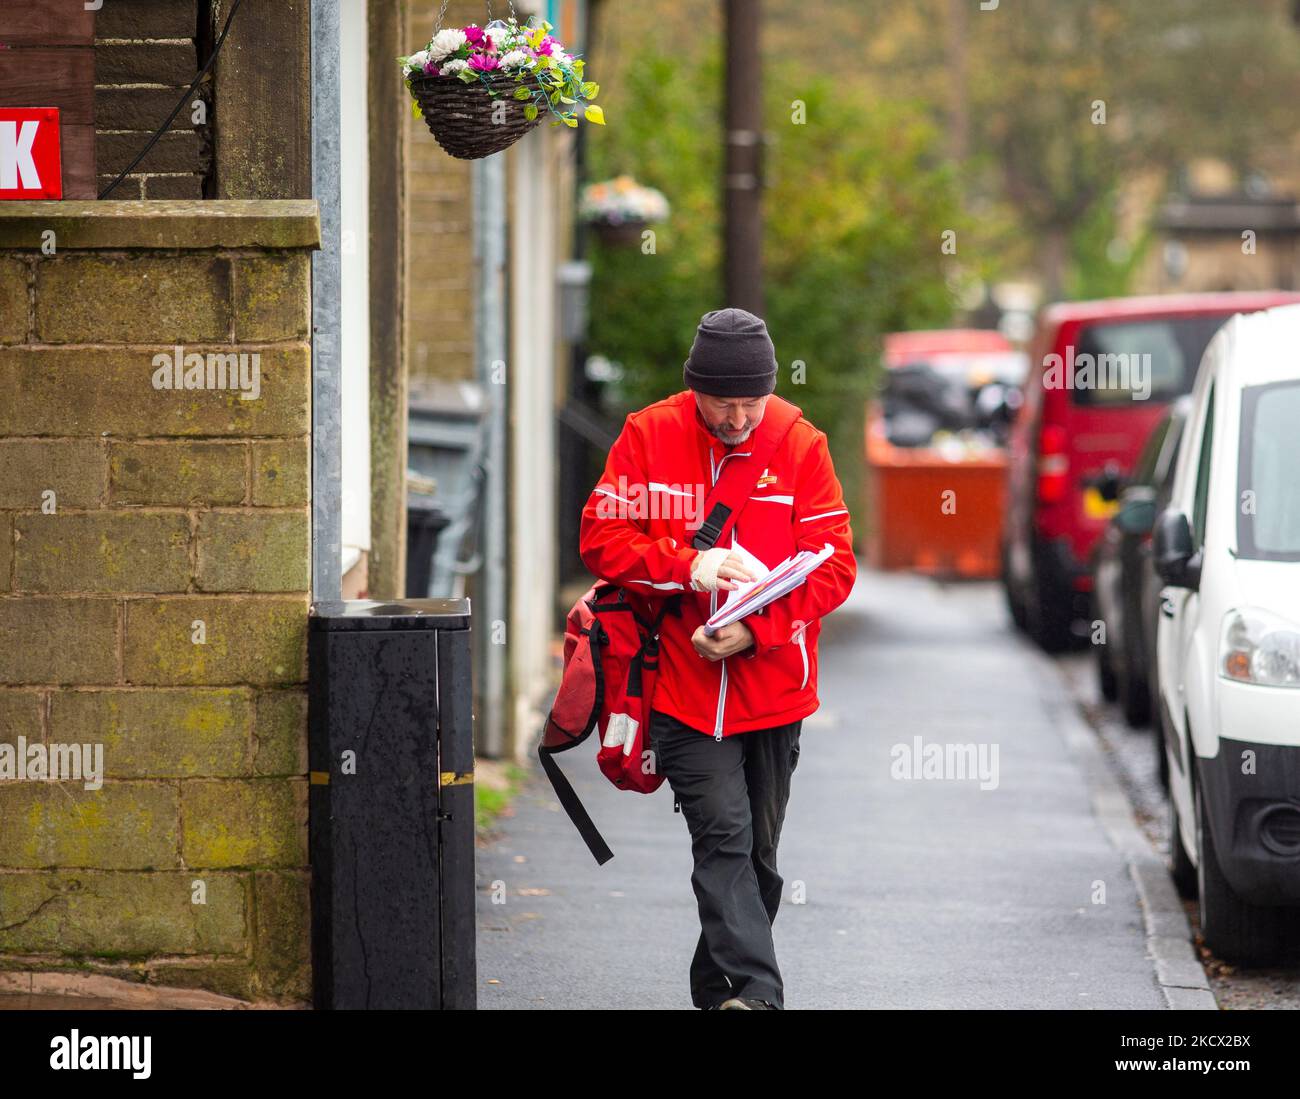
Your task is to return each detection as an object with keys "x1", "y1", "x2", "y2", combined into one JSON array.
[{"x1": 717, "y1": 996, "x2": 775, "y2": 1010}]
